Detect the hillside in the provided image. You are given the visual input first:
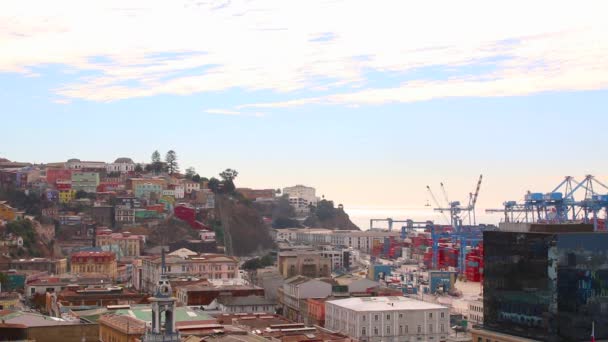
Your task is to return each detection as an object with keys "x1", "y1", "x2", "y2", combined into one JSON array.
[
  {"x1": 215, "y1": 195, "x2": 275, "y2": 256},
  {"x1": 303, "y1": 200, "x2": 360, "y2": 230}
]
